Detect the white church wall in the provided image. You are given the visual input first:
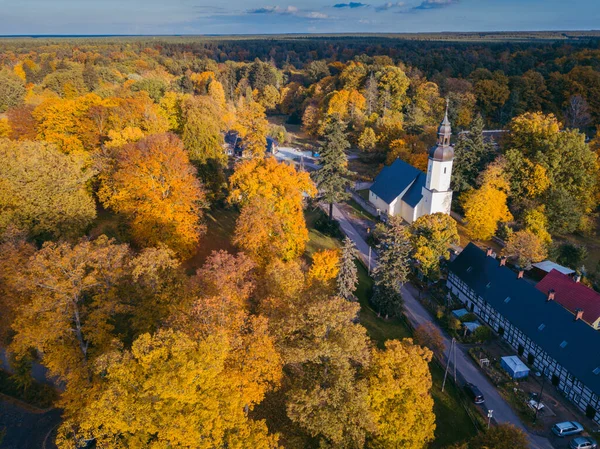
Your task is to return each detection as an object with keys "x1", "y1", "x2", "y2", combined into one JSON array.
[{"x1": 369, "y1": 190, "x2": 391, "y2": 216}]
